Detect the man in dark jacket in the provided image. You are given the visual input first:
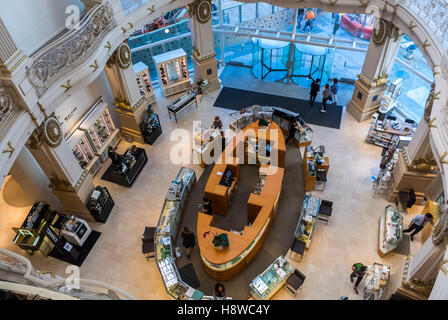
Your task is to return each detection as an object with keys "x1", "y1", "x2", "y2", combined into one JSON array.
[{"x1": 309, "y1": 78, "x2": 321, "y2": 106}]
